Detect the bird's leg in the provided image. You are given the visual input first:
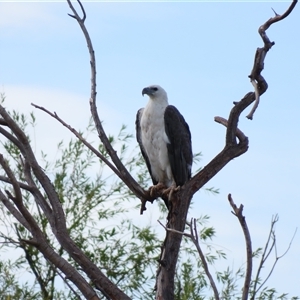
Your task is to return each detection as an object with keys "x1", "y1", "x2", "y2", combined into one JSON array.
[
  {"x1": 149, "y1": 183, "x2": 167, "y2": 198},
  {"x1": 148, "y1": 183, "x2": 180, "y2": 210},
  {"x1": 162, "y1": 184, "x2": 180, "y2": 202}
]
